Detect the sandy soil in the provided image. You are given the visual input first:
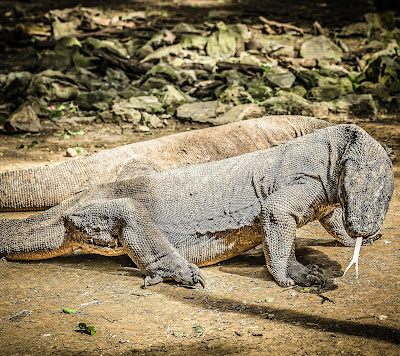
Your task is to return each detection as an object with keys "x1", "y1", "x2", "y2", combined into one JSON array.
[{"x1": 0, "y1": 117, "x2": 399, "y2": 355}]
